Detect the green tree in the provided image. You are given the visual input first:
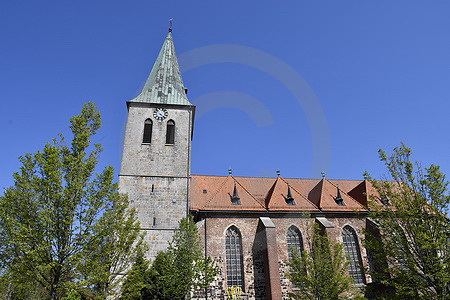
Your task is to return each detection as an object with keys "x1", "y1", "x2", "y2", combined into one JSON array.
[
  {"x1": 0, "y1": 103, "x2": 143, "y2": 300},
  {"x1": 0, "y1": 271, "x2": 48, "y2": 300},
  {"x1": 122, "y1": 216, "x2": 217, "y2": 300},
  {"x1": 364, "y1": 143, "x2": 449, "y2": 299},
  {"x1": 119, "y1": 248, "x2": 151, "y2": 300},
  {"x1": 165, "y1": 216, "x2": 217, "y2": 298},
  {"x1": 143, "y1": 251, "x2": 177, "y2": 299},
  {"x1": 288, "y1": 222, "x2": 359, "y2": 300}
]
